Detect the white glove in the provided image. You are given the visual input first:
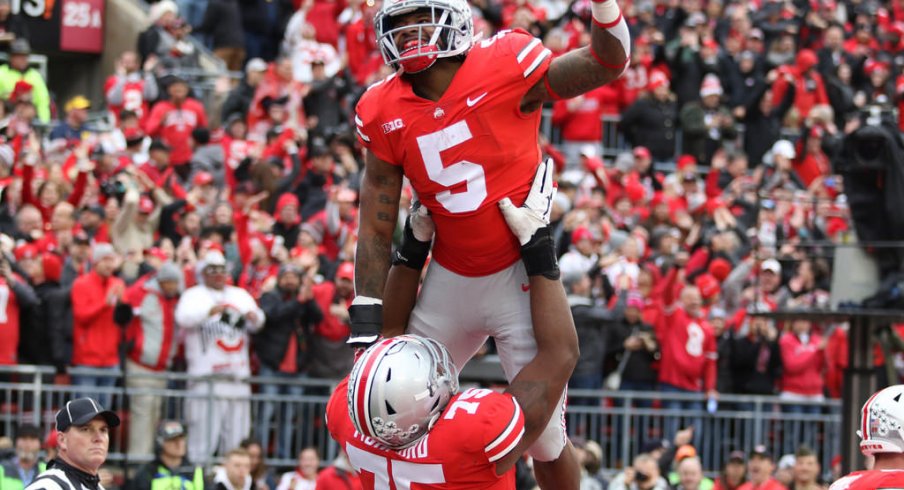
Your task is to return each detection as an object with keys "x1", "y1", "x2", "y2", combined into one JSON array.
[
  {"x1": 409, "y1": 201, "x2": 434, "y2": 243},
  {"x1": 498, "y1": 159, "x2": 556, "y2": 245}
]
